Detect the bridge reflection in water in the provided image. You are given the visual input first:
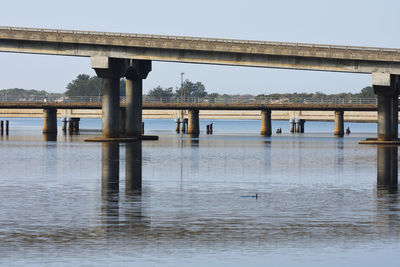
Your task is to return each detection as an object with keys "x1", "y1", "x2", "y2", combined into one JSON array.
[
  {"x1": 377, "y1": 145, "x2": 398, "y2": 188},
  {"x1": 100, "y1": 141, "x2": 144, "y2": 233},
  {"x1": 34, "y1": 132, "x2": 400, "y2": 258}
]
